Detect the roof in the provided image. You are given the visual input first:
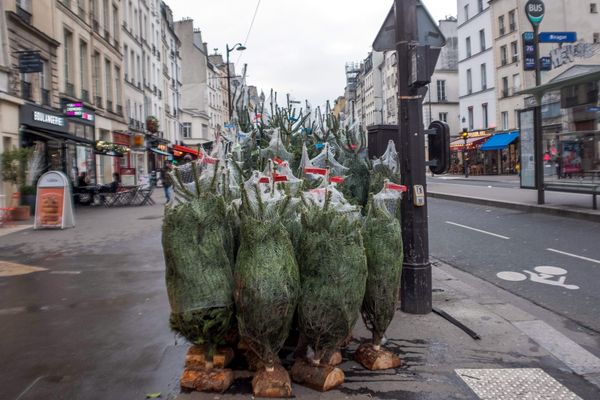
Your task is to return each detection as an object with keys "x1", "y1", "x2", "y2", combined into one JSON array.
[{"x1": 519, "y1": 65, "x2": 600, "y2": 97}]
